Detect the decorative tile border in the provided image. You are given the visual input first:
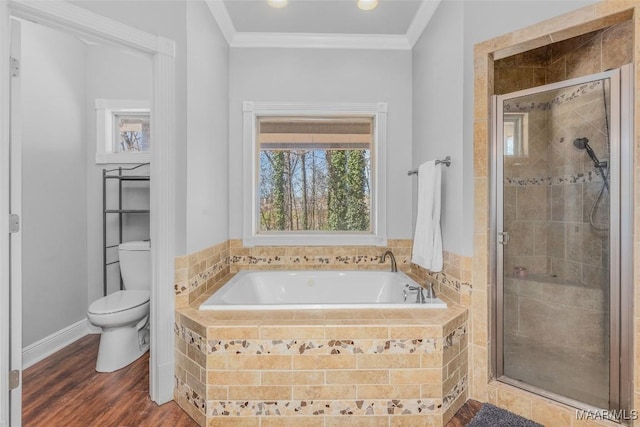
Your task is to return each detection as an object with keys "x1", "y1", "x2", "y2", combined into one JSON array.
[
  {"x1": 443, "y1": 325, "x2": 467, "y2": 351},
  {"x1": 207, "y1": 398, "x2": 442, "y2": 417},
  {"x1": 503, "y1": 80, "x2": 603, "y2": 112},
  {"x1": 228, "y1": 239, "x2": 413, "y2": 273},
  {"x1": 443, "y1": 375, "x2": 468, "y2": 408},
  {"x1": 176, "y1": 377, "x2": 206, "y2": 415},
  {"x1": 174, "y1": 241, "x2": 230, "y2": 298},
  {"x1": 504, "y1": 170, "x2": 607, "y2": 187},
  {"x1": 175, "y1": 324, "x2": 442, "y2": 357}
]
